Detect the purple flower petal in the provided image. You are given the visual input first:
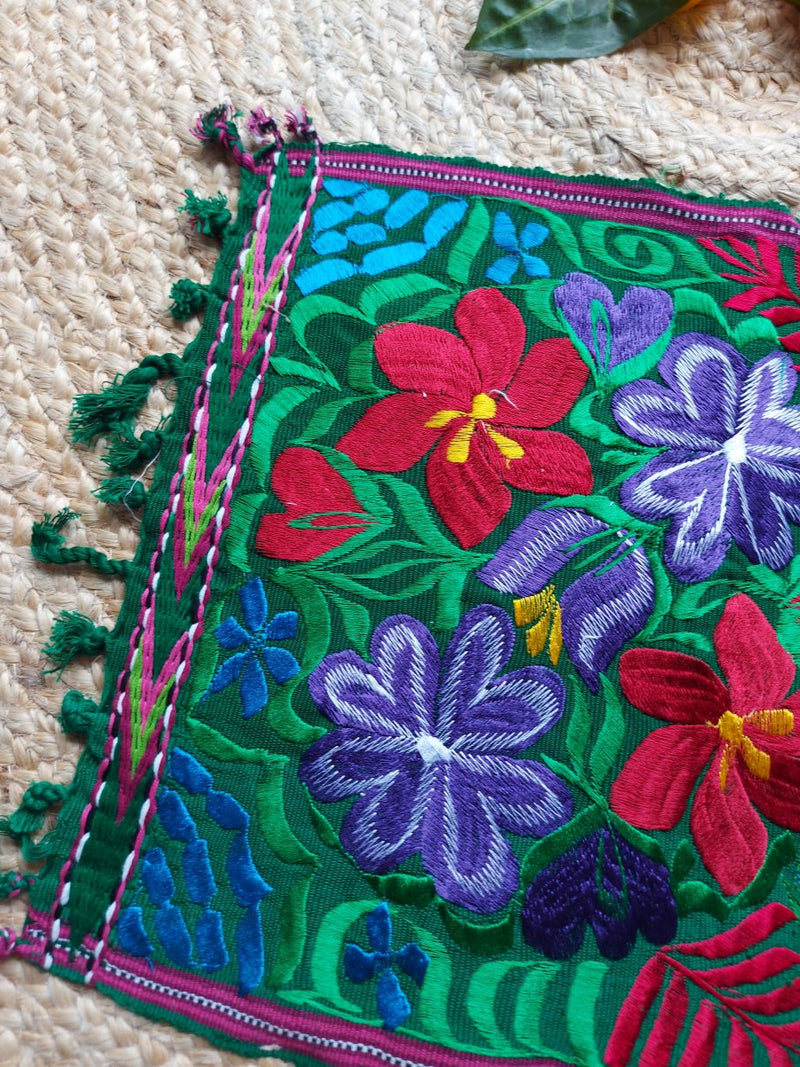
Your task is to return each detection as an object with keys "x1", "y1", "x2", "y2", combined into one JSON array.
[
  {"x1": 369, "y1": 615, "x2": 439, "y2": 734},
  {"x1": 340, "y1": 763, "x2": 431, "y2": 873},
  {"x1": 477, "y1": 508, "x2": 606, "y2": 598},
  {"x1": 309, "y1": 649, "x2": 428, "y2": 737},
  {"x1": 450, "y1": 665, "x2": 565, "y2": 753},
  {"x1": 420, "y1": 764, "x2": 519, "y2": 913},
  {"x1": 300, "y1": 729, "x2": 416, "y2": 803},
  {"x1": 436, "y1": 604, "x2": 516, "y2": 745},
  {"x1": 560, "y1": 540, "x2": 655, "y2": 691},
  {"x1": 728, "y1": 464, "x2": 796, "y2": 571},
  {"x1": 522, "y1": 838, "x2": 593, "y2": 958},
  {"x1": 462, "y1": 754, "x2": 573, "y2": 837}
]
